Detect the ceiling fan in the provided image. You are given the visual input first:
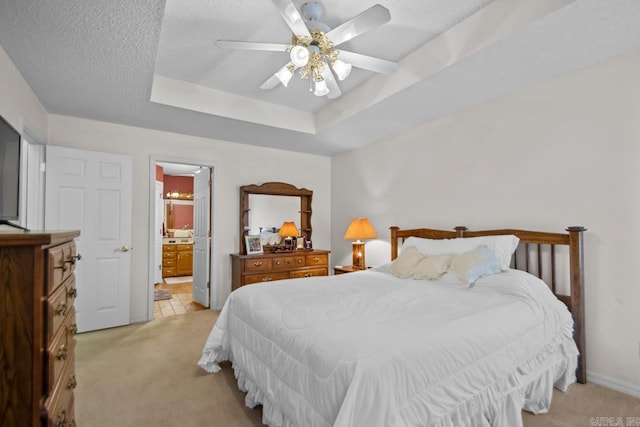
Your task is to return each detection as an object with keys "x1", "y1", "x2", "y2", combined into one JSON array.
[{"x1": 215, "y1": 0, "x2": 398, "y2": 99}]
